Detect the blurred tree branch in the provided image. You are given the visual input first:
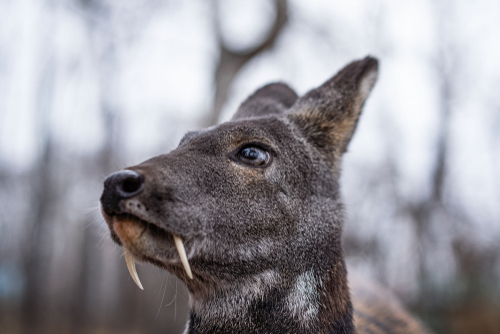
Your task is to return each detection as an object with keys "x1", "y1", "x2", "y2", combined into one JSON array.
[{"x1": 208, "y1": 0, "x2": 288, "y2": 126}]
